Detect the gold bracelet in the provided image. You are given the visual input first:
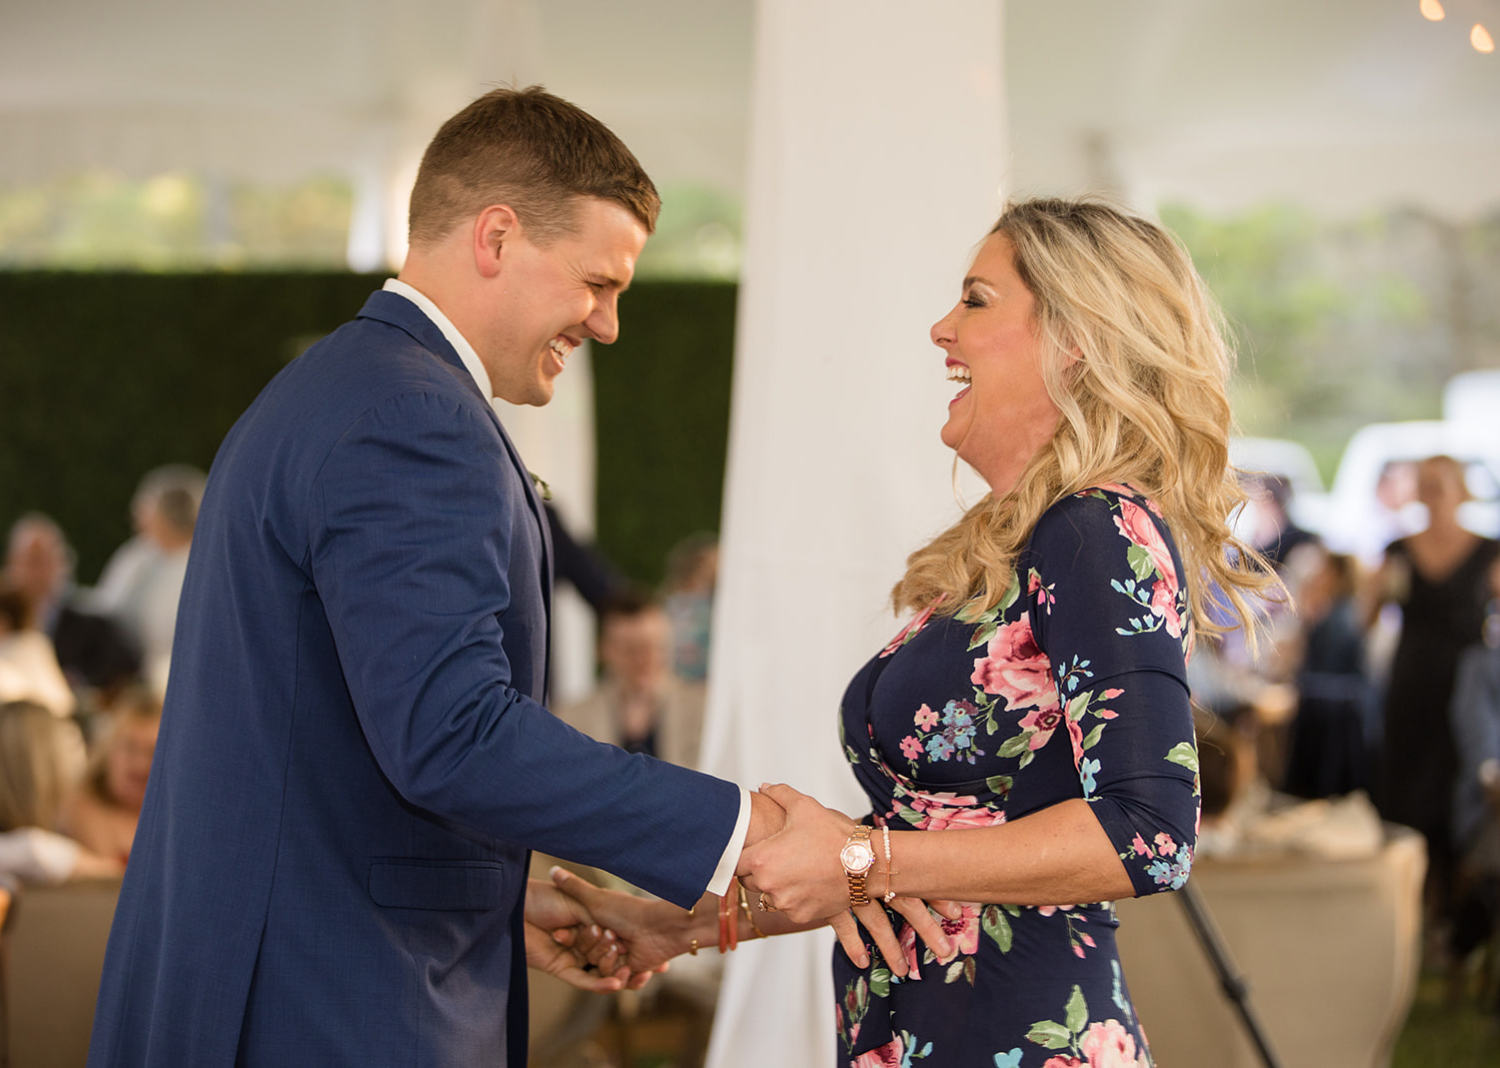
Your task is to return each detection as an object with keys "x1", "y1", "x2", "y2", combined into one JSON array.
[
  {"x1": 881, "y1": 824, "x2": 898, "y2": 904},
  {"x1": 688, "y1": 900, "x2": 699, "y2": 955},
  {"x1": 737, "y1": 883, "x2": 765, "y2": 939}
]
